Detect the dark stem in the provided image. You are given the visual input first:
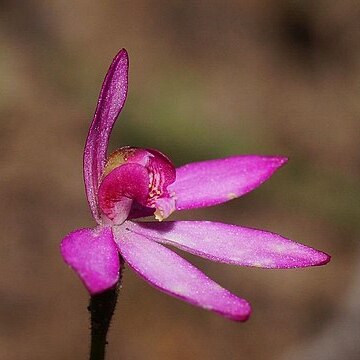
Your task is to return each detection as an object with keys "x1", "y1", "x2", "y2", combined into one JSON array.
[{"x1": 88, "y1": 258, "x2": 124, "y2": 360}]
